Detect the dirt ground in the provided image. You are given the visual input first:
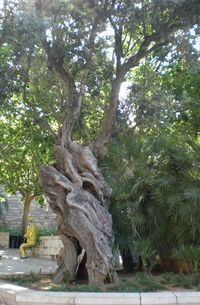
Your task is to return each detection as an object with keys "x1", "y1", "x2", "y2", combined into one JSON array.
[{"x1": 29, "y1": 275, "x2": 54, "y2": 290}]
